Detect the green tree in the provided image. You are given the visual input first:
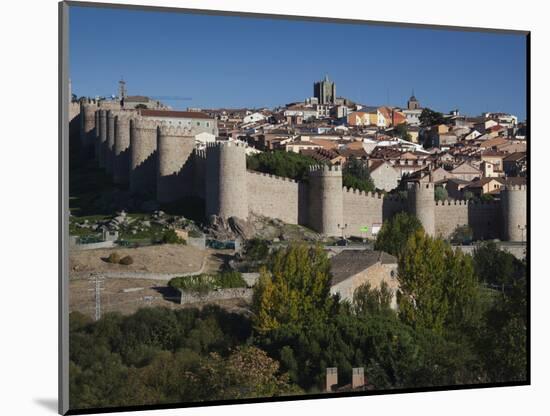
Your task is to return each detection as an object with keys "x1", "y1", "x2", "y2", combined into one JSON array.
[
  {"x1": 473, "y1": 241, "x2": 525, "y2": 287},
  {"x1": 252, "y1": 244, "x2": 333, "y2": 332},
  {"x1": 398, "y1": 231, "x2": 481, "y2": 334},
  {"x1": 343, "y1": 157, "x2": 375, "y2": 193},
  {"x1": 393, "y1": 123, "x2": 412, "y2": 141},
  {"x1": 419, "y1": 108, "x2": 445, "y2": 127},
  {"x1": 374, "y1": 212, "x2": 423, "y2": 257},
  {"x1": 352, "y1": 281, "x2": 393, "y2": 316},
  {"x1": 246, "y1": 150, "x2": 316, "y2": 181},
  {"x1": 434, "y1": 185, "x2": 448, "y2": 201},
  {"x1": 476, "y1": 277, "x2": 527, "y2": 382}
]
